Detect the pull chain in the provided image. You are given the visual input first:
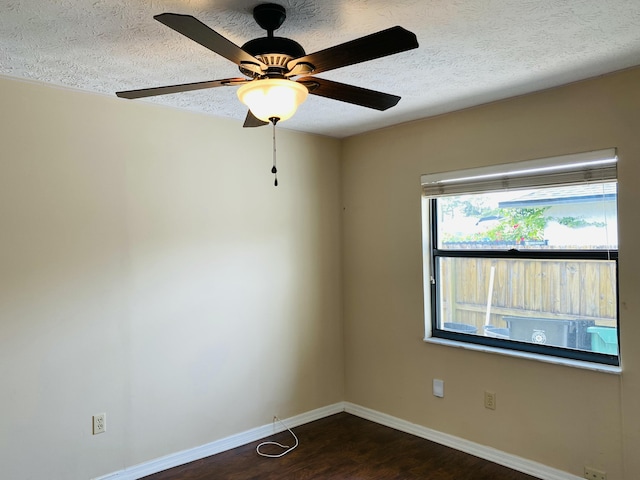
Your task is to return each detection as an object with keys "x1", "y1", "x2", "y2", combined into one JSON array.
[{"x1": 270, "y1": 117, "x2": 279, "y2": 186}]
